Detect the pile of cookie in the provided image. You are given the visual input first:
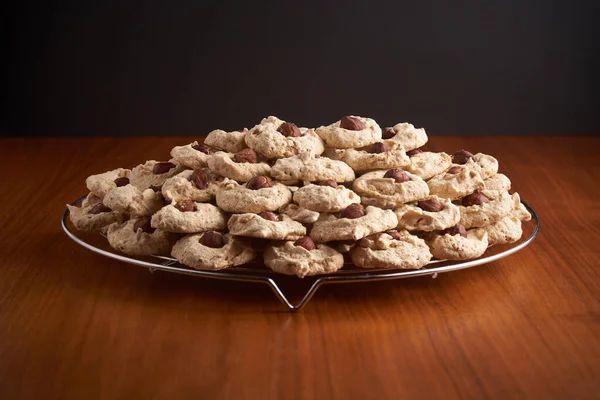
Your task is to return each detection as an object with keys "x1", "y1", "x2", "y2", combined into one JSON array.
[{"x1": 68, "y1": 115, "x2": 531, "y2": 278}]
